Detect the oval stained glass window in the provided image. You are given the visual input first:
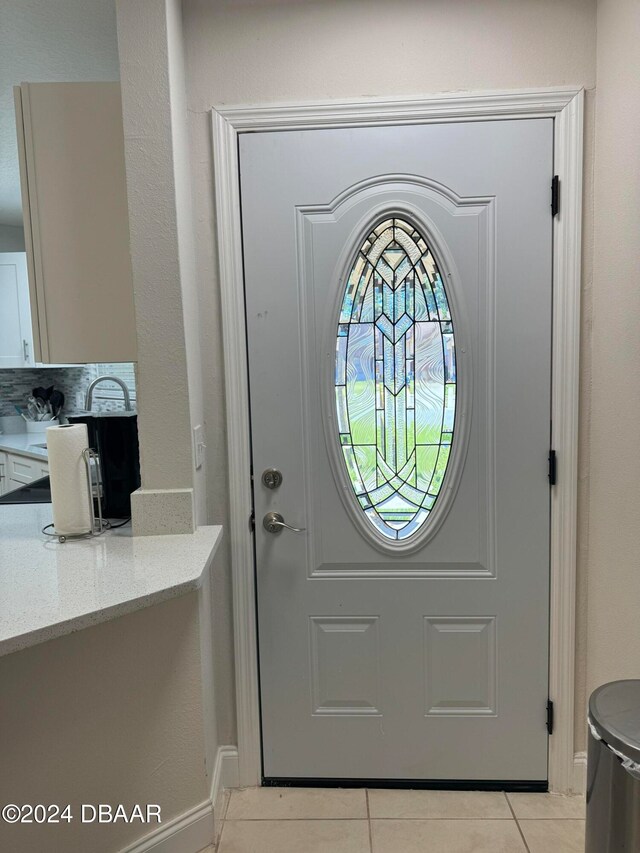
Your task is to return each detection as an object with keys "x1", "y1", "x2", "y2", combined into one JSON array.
[{"x1": 334, "y1": 217, "x2": 457, "y2": 542}]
